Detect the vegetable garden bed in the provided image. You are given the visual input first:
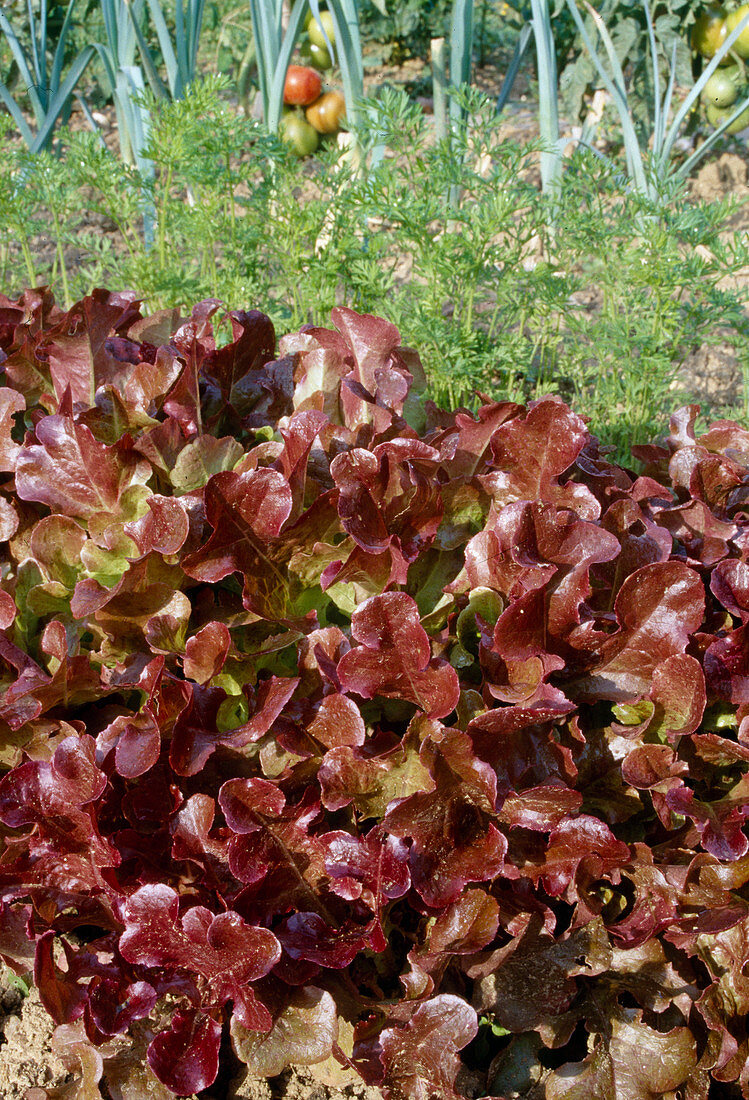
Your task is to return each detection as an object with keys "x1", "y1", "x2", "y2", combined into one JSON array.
[{"x1": 1, "y1": 290, "x2": 749, "y2": 1098}]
